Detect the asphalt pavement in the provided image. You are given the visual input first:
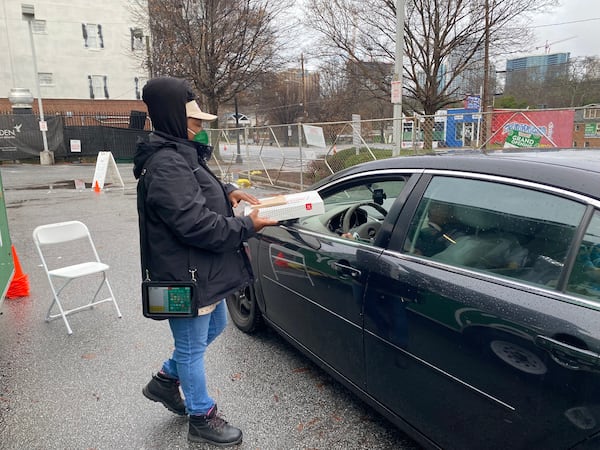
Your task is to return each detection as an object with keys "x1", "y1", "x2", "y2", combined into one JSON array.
[{"x1": 0, "y1": 162, "x2": 419, "y2": 450}]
